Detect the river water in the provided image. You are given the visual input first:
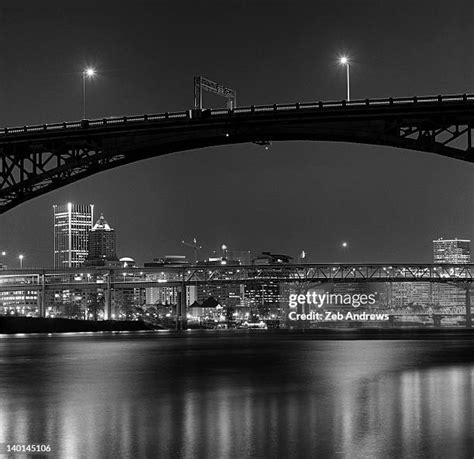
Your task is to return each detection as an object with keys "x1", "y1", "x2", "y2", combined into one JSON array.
[{"x1": 0, "y1": 331, "x2": 473, "y2": 458}]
